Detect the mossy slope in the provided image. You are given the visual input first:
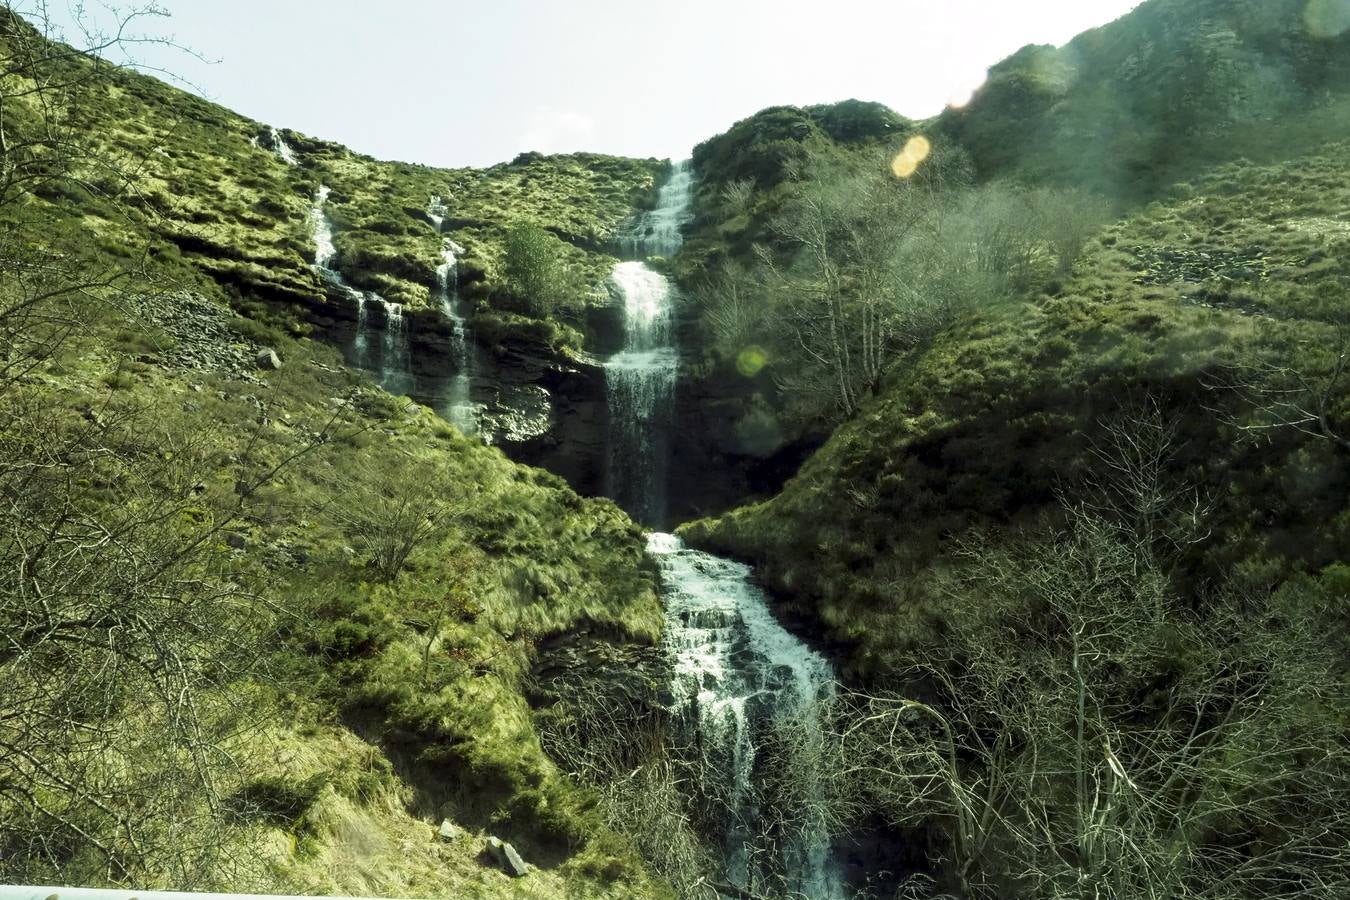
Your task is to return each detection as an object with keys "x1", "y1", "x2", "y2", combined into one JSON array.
[{"x1": 683, "y1": 141, "x2": 1350, "y2": 675}]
